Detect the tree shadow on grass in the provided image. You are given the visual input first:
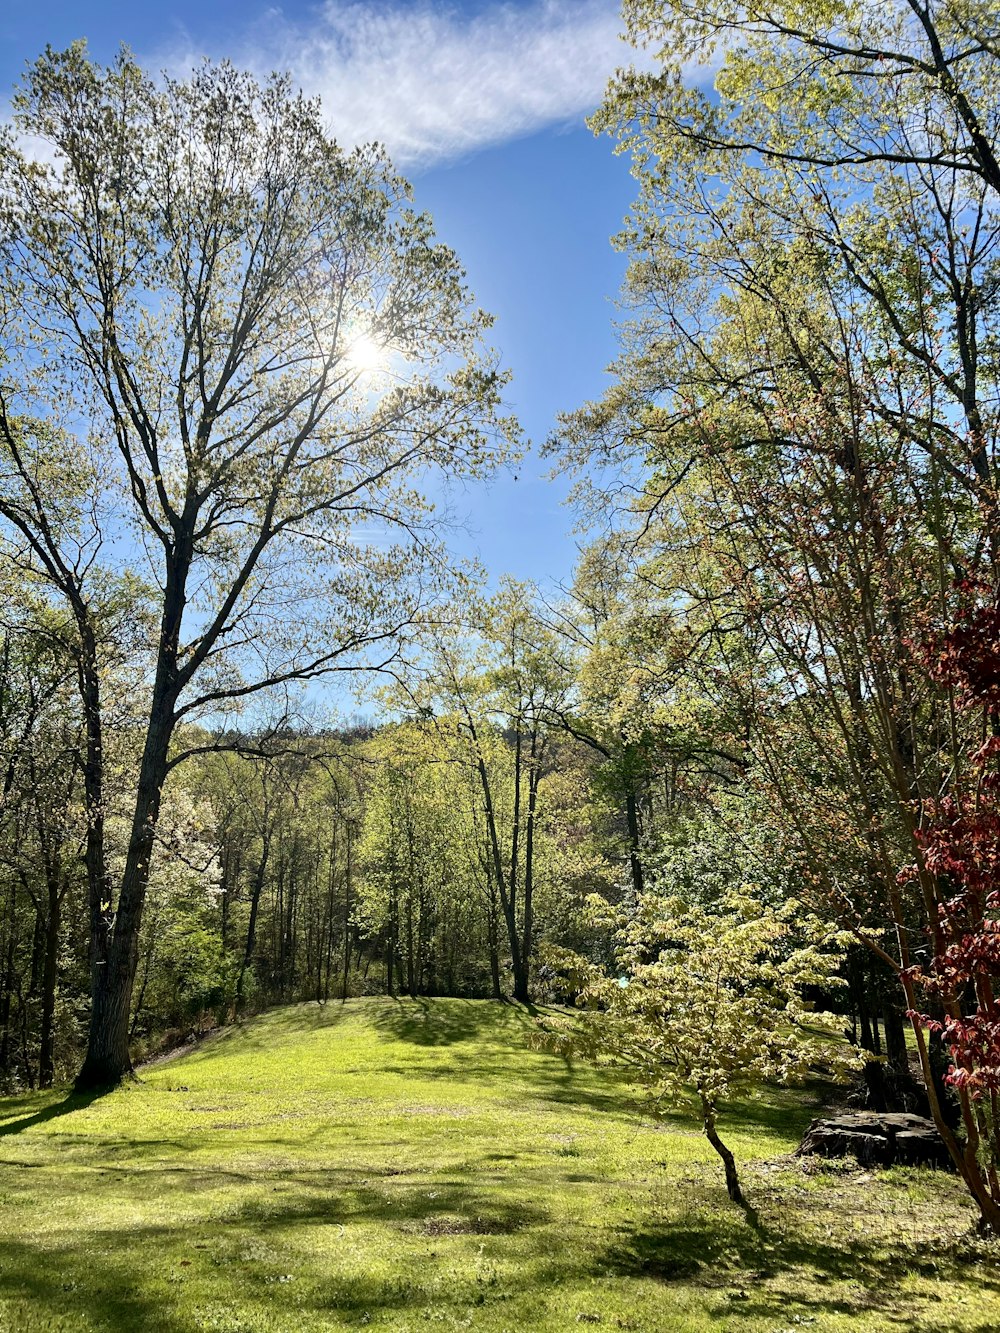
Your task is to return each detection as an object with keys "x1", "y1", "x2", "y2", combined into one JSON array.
[
  {"x1": 722, "y1": 1082, "x2": 831, "y2": 1137},
  {"x1": 0, "y1": 1148, "x2": 992, "y2": 1332},
  {"x1": 366, "y1": 997, "x2": 535, "y2": 1047},
  {"x1": 0, "y1": 1087, "x2": 105, "y2": 1138},
  {"x1": 374, "y1": 1054, "x2": 644, "y2": 1123},
  {"x1": 0, "y1": 1172, "x2": 559, "y2": 1332},
  {"x1": 168, "y1": 999, "x2": 357, "y2": 1057},
  {"x1": 0, "y1": 1231, "x2": 192, "y2": 1333},
  {"x1": 223, "y1": 1174, "x2": 551, "y2": 1235},
  {"x1": 601, "y1": 1208, "x2": 1000, "y2": 1323}
]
